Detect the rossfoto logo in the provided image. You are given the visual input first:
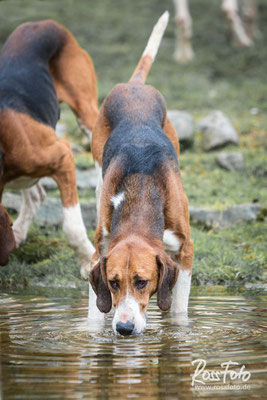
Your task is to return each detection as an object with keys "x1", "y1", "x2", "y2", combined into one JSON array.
[{"x1": 191, "y1": 359, "x2": 251, "y2": 391}]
